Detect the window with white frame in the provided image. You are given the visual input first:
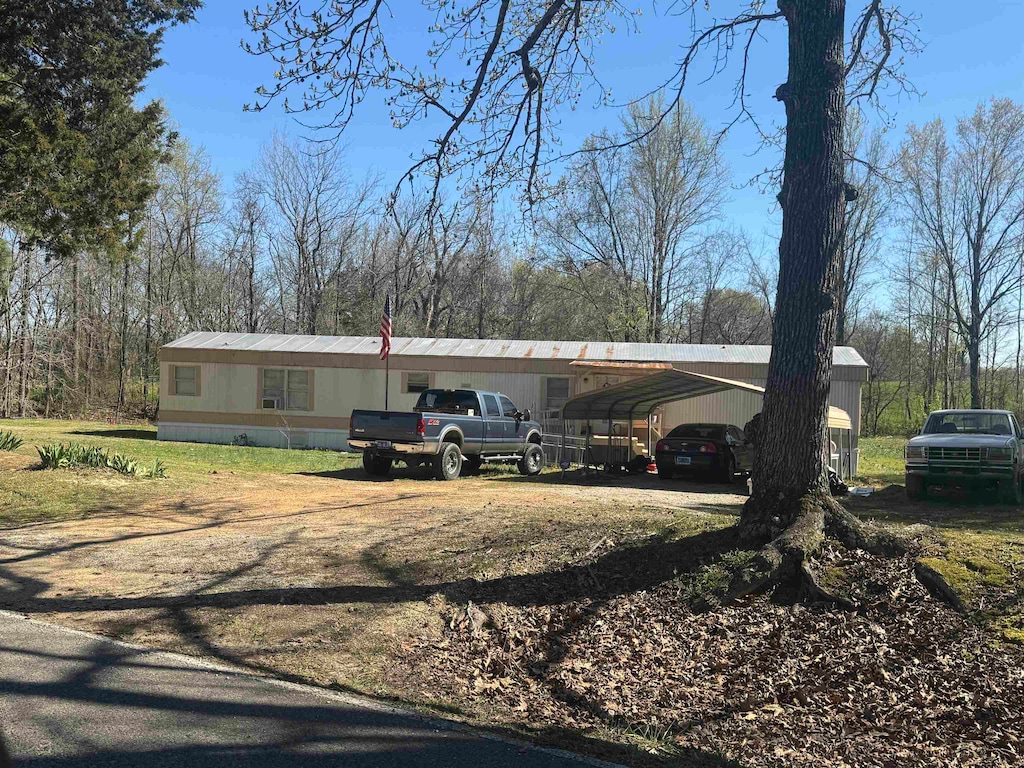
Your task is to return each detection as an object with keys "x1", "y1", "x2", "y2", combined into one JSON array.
[
  {"x1": 172, "y1": 365, "x2": 199, "y2": 396},
  {"x1": 544, "y1": 377, "x2": 570, "y2": 410},
  {"x1": 261, "y1": 368, "x2": 311, "y2": 411},
  {"x1": 405, "y1": 372, "x2": 430, "y2": 393}
]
